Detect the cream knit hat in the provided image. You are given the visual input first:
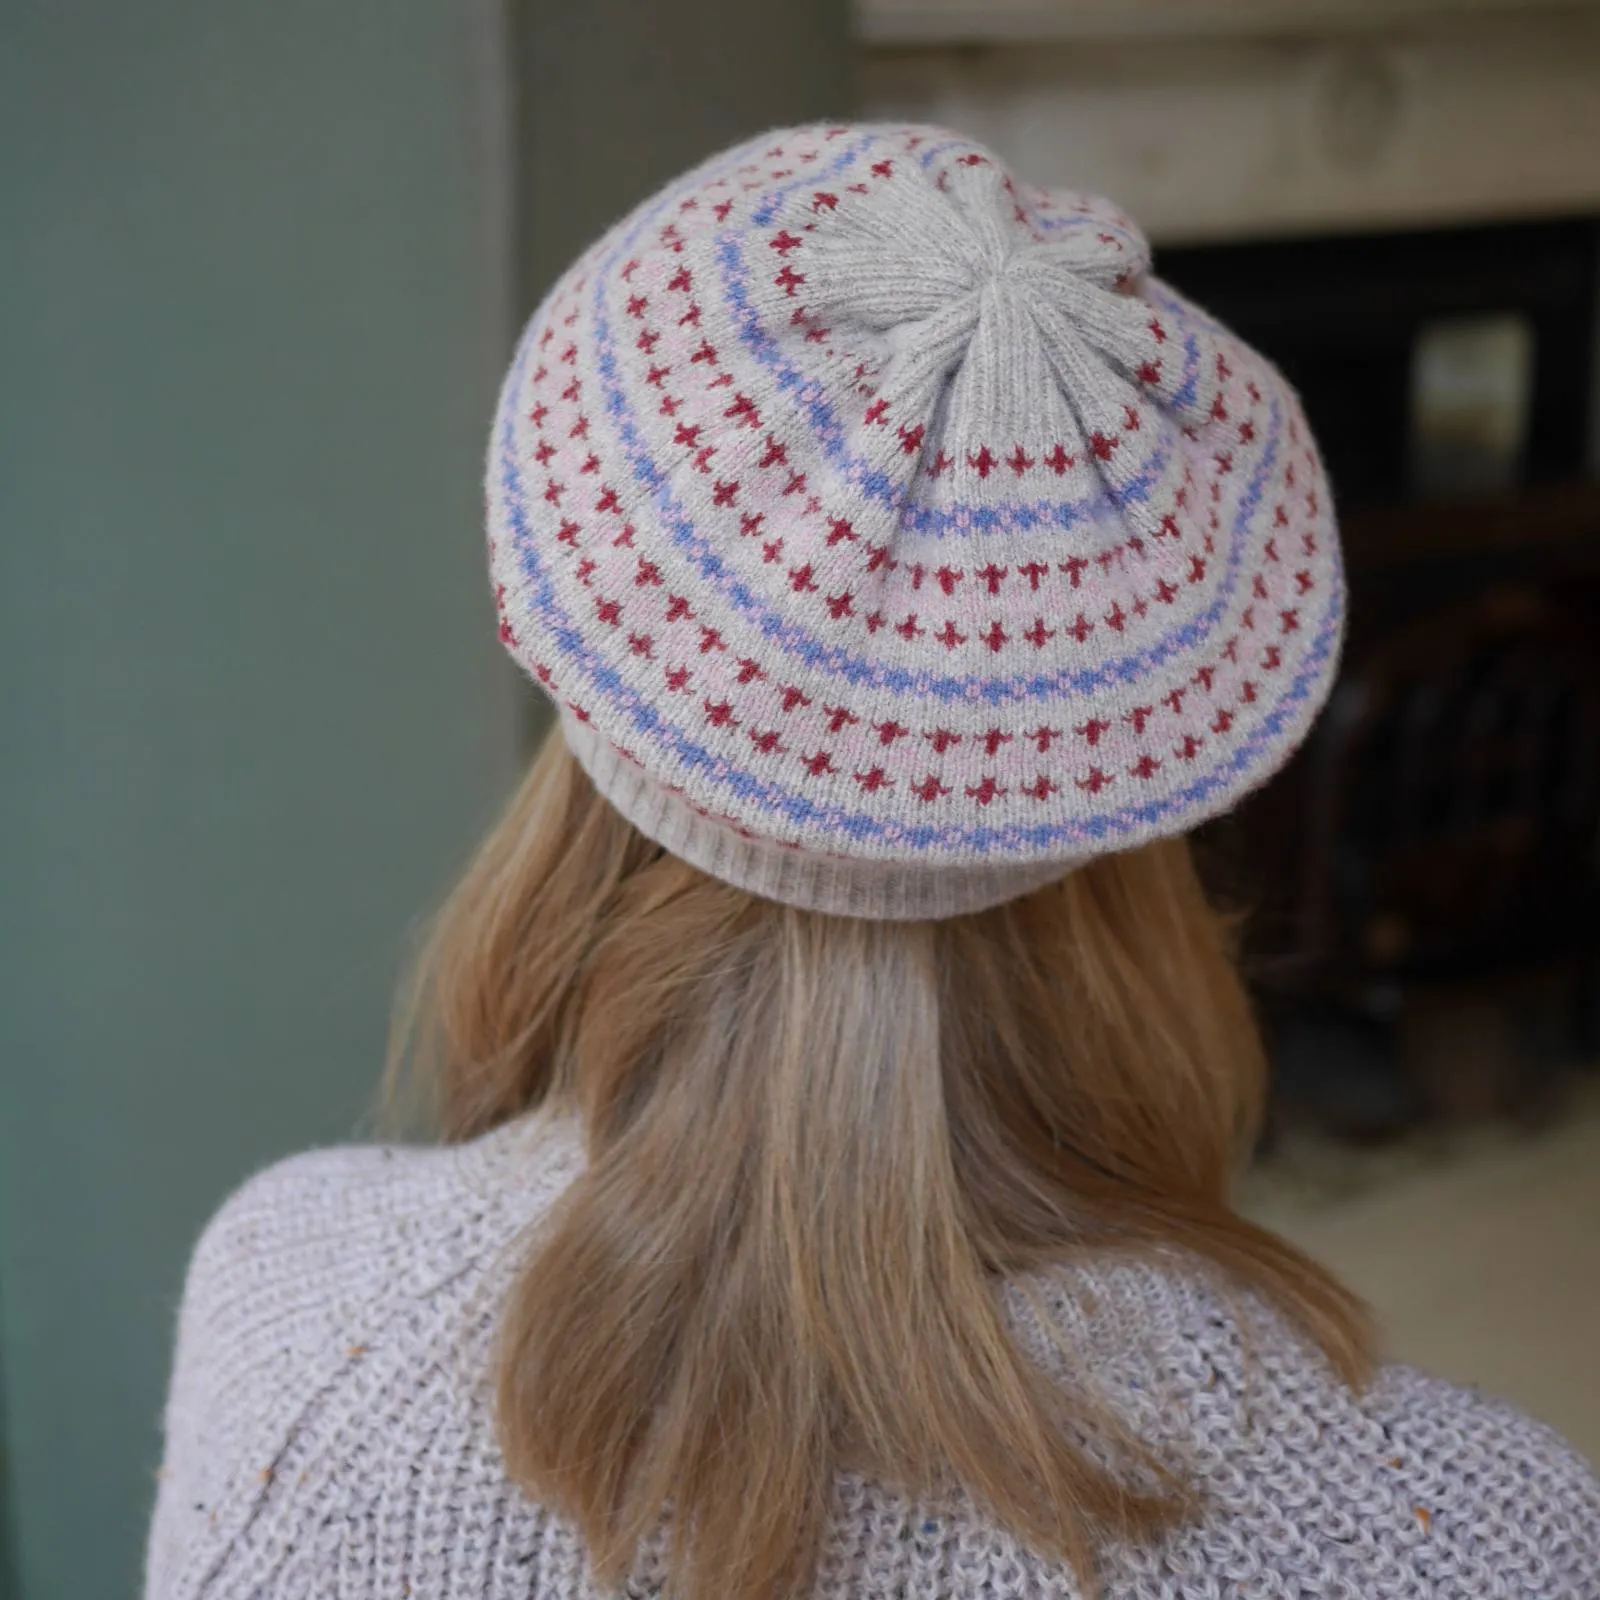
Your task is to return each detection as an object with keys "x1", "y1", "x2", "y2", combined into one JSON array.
[{"x1": 486, "y1": 123, "x2": 1343, "y2": 918}]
